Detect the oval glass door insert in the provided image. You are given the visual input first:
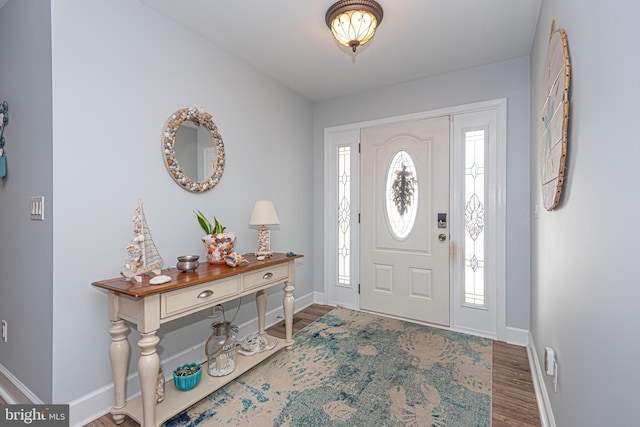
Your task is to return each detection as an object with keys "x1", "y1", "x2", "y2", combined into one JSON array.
[{"x1": 385, "y1": 150, "x2": 419, "y2": 239}]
